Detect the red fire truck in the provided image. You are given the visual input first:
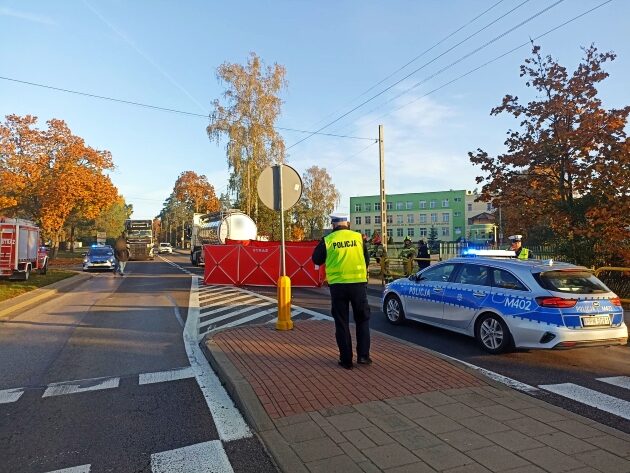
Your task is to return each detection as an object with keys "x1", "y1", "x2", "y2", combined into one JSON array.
[{"x1": 0, "y1": 217, "x2": 49, "y2": 280}]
